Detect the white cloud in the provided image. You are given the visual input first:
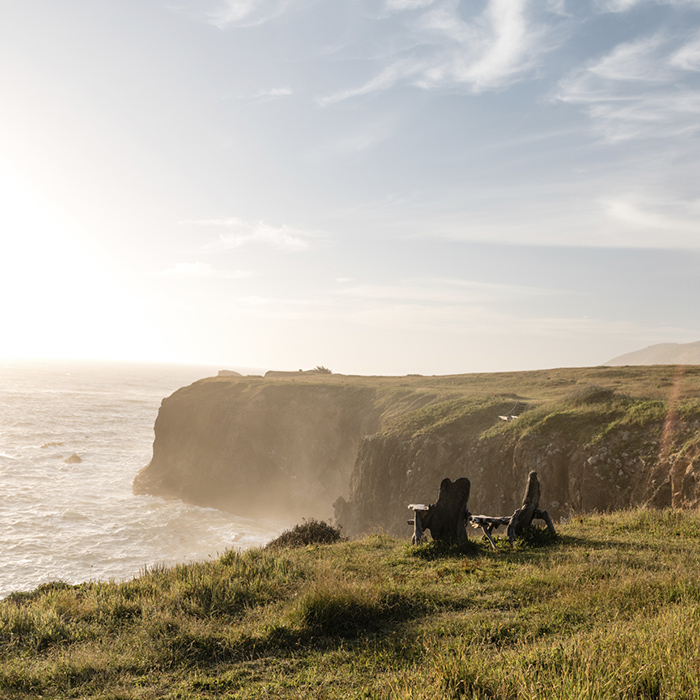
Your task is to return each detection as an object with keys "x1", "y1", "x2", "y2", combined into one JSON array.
[
  {"x1": 557, "y1": 31, "x2": 700, "y2": 141},
  {"x1": 185, "y1": 217, "x2": 315, "y2": 251},
  {"x1": 156, "y1": 262, "x2": 253, "y2": 278},
  {"x1": 322, "y1": 0, "x2": 558, "y2": 103},
  {"x1": 670, "y1": 30, "x2": 700, "y2": 70},
  {"x1": 334, "y1": 278, "x2": 556, "y2": 305},
  {"x1": 596, "y1": 0, "x2": 644, "y2": 11},
  {"x1": 597, "y1": 0, "x2": 700, "y2": 11},
  {"x1": 546, "y1": 0, "x2": 570, "y2": 15},
  {"x1": 588, "y1": 35, "x2": 672, "y2": 82},
  {"x1": 604, "y1": 198, "x2": 700, "y2": 233},
  {"x1": 203, "y1": 0, "x2": 289, "y2": 28},
  {"x1": 229, "y1": 86, "x2": 292, "y2": 100},
  {"x1": 419, "y1": 0, "x2": 547, "y2": 91},
  {"x1": 319, "y1": 60, "x2": 416, "y2": 105},
  {"x1": 256, "y1": 87, "x2": 292, "y2": 98},
  {"x1": 386, "y1": 0, "x2": 438, "y2": 10}
]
